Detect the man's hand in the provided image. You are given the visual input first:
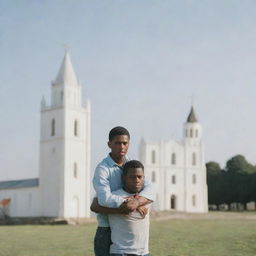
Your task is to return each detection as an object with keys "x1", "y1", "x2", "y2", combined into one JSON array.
[
  {"x1": 134, "y1": 195, "x2": 152, "y2": 206},
  {"x1": 136, "y1": 206, "x2": 148, "y2": 218},
  {"x1": 119, "y1": 198, "x2": 140, "y2": 213}
]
